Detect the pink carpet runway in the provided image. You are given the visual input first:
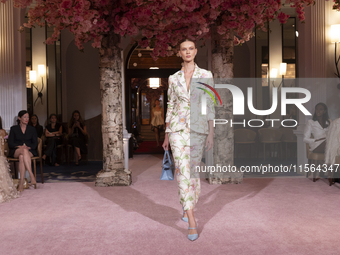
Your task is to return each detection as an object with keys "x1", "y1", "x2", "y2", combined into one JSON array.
[{"x1": 1, "y1": 154, "x2": 340, "y2": 255}]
